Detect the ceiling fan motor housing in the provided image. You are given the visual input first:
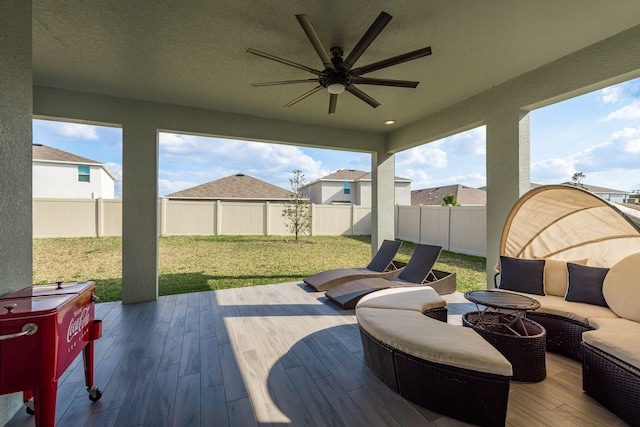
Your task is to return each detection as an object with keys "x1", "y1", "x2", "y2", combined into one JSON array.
[{"x1": 248, "y1": 12, "x2": 431, "y2": 113}]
